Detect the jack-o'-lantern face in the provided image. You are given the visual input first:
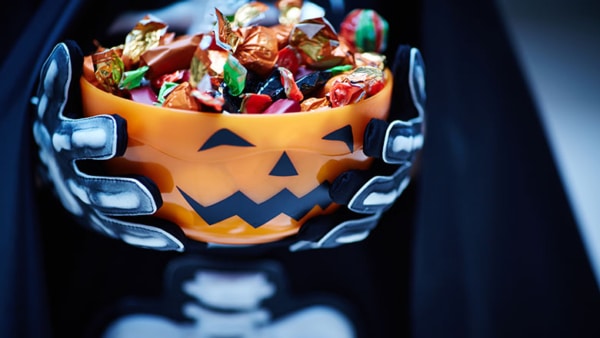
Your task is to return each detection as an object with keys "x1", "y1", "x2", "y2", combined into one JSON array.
[{"x1": 80, "y1": 70, "x2": 392, "y2": 245}]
